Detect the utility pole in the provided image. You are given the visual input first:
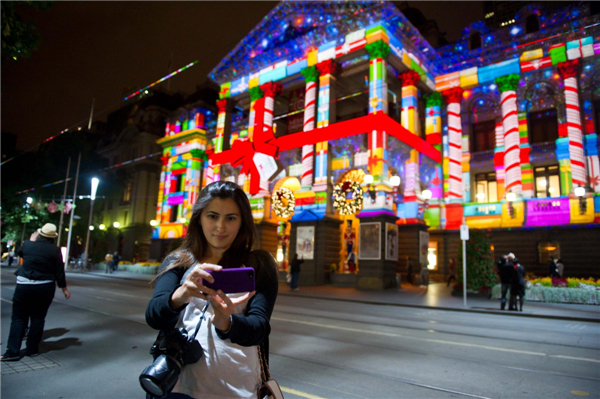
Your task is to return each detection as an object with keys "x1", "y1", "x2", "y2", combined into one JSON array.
[
  {"x1": 65, "y1": 153, "x2": 81, "y2": 269},
  {"x1": 57, "y1": 157, "x2": 71, "y2": 247}
]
